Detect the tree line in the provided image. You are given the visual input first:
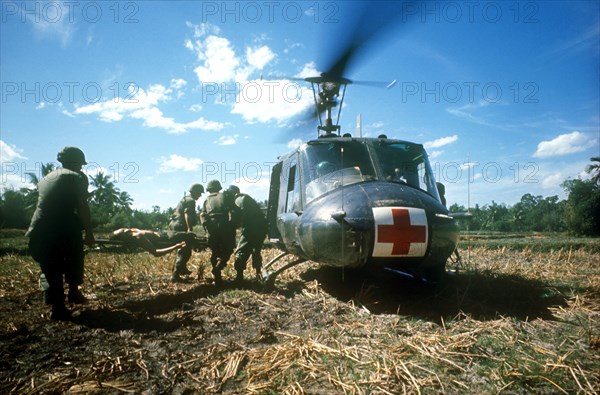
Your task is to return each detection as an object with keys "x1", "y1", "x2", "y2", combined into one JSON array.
[
  {"x1": 0, "y1": 165, "x2": 174, "y2": 232},
  {"x1": 1, "y1": 158, "x2": 599, "y2": 236}
]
